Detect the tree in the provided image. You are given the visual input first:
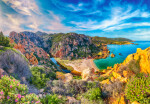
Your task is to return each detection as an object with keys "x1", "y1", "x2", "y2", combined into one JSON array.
[{"x1": 0, "y1": 31, "x2": 10, "y2": 47}]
